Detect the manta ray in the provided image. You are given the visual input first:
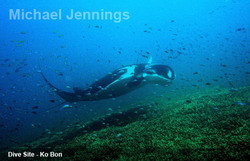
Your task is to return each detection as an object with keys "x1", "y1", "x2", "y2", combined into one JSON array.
[{"x1": 41, "y1": 64, "x2": 175, "y2": 102}]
